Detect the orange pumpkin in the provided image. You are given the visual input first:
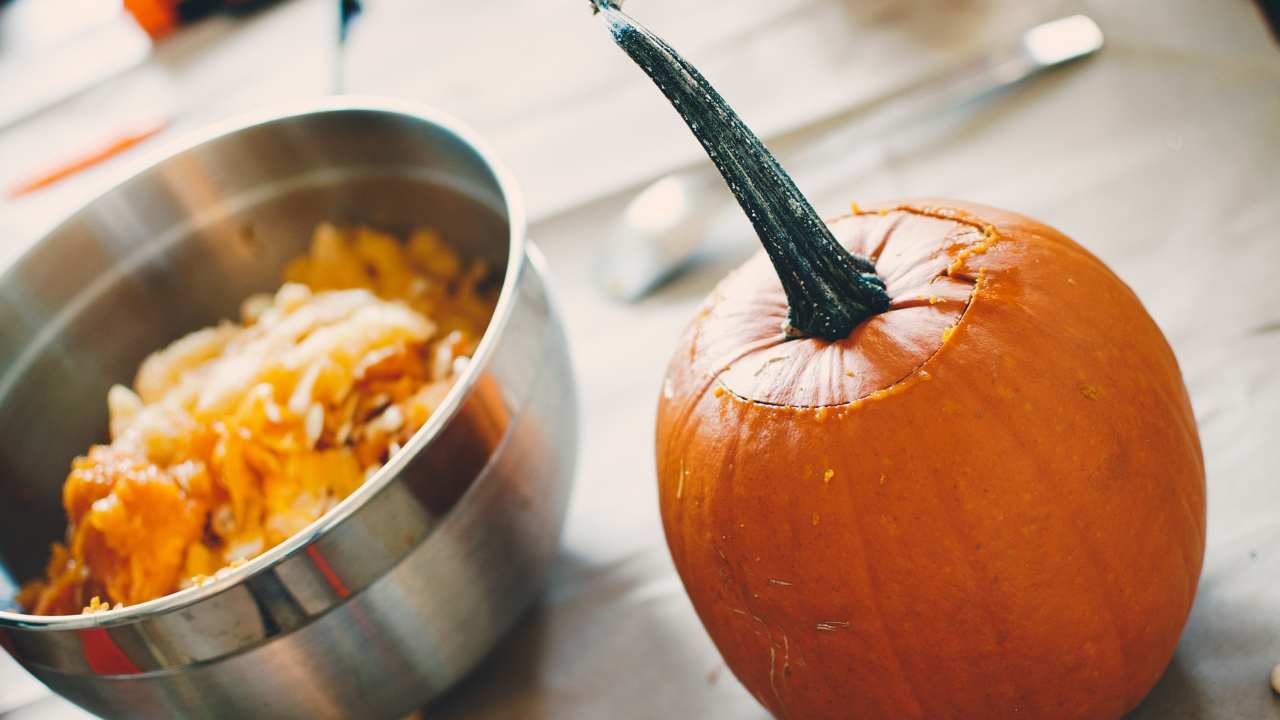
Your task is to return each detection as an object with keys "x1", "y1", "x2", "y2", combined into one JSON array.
[
  {"x1": 656, "y1": 199, "x2": 1205, "y2": 719},
  {"x1": 585, "y1": 4, "x2": 1205, "y2": 717}
]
